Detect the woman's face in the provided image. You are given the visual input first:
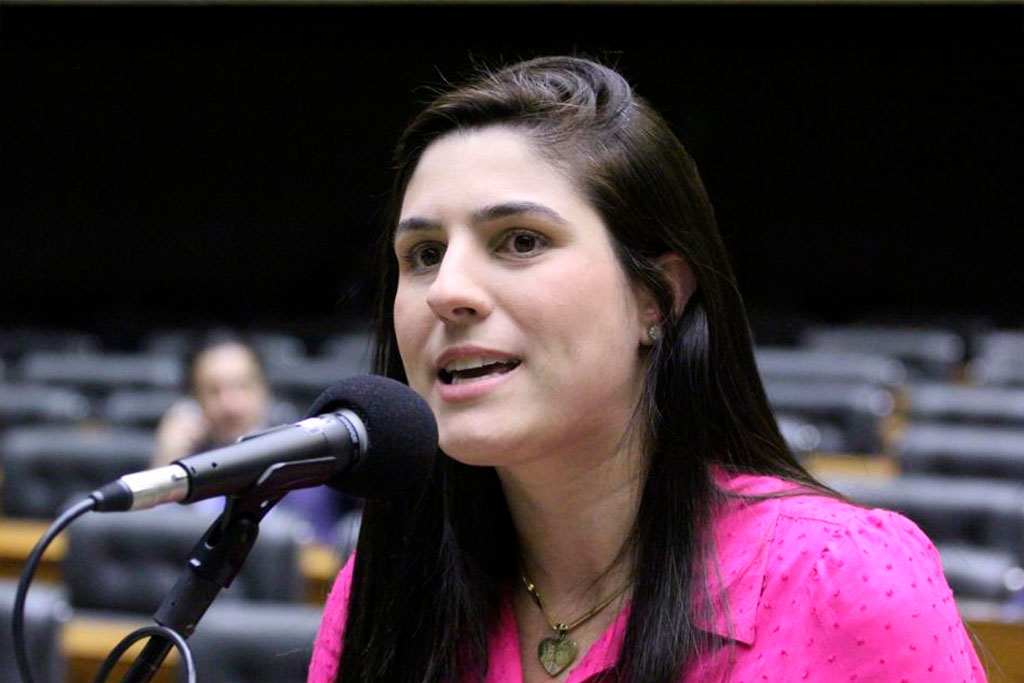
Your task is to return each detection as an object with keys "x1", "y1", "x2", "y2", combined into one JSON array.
[{"x1": 393, "y1": 126, "x2": 655, "y2": 470}]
